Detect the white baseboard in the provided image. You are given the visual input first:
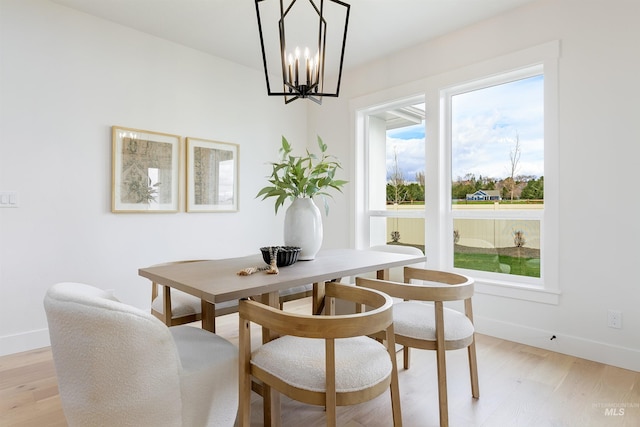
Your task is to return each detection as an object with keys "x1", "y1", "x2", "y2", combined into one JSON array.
[
  {"x1": 475, "y1": 315, "x2": 640, "y2": 372},
  {"x1": 0, "y1": 328, "x2": 50, "y2": 357},
  {"x1": 3, "y1": 319, "x2": 638, "y2": 373}
]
